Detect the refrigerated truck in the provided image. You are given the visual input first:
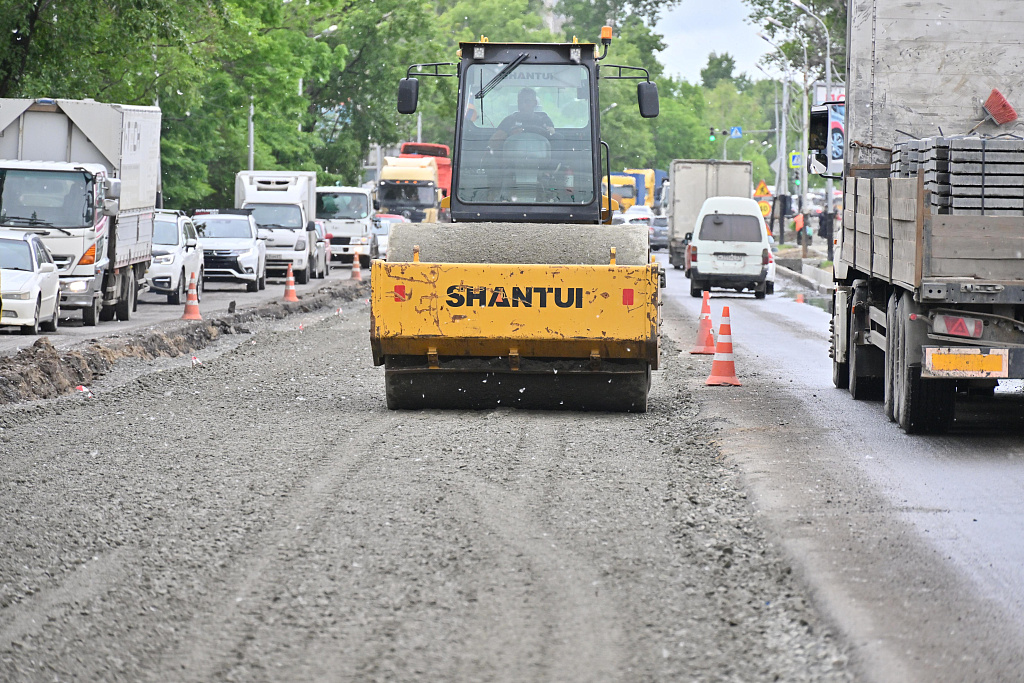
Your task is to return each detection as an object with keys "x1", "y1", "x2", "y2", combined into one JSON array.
[
  {"x1": 810, "y1": 0, "x2": 1024, "y2": 434},
  {"x1": 667, "y1": 160, "x2": 753, "y2": 269},
  {"x1": 0, "y1": 98, "x2": 161, "y2": 325}
]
